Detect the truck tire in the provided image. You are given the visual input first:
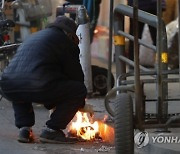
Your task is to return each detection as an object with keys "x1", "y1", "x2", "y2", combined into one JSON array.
[{"x1": 92, "y1": 65, "x2": 114, "y2": 96}]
